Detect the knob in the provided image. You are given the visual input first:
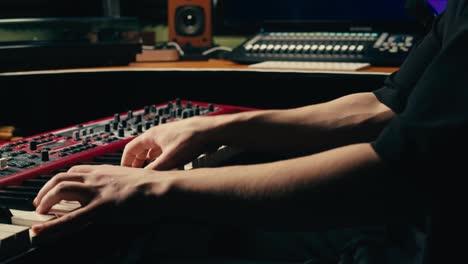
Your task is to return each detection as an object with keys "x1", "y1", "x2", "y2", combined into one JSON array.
[
  {"x1": 208, "y1": 104, "x2": 214, "y2": 112},
  {"x1": 127, "y1": 110, "x2": 133, "y2": 119},
  {"x1": 112, "y1": 122, "x2": 119, "y2": 130},
  {"x1": 88, "y1": 128, "x2": 94, "y2": 134},
  {"x1": 29, "y1": 140, "x2": 38, "y2": 151},
  {"x1": 135, "y1": 115, "x2": 142, "y2": 124},
  {"x1": 145, "y1": 122, "x2": 152, "y2": 130},
  {"x1": 158, "y1": 108, "x2": 164, "y2": 116},
  {"x1": 114, "y1": 114, "x2": 120, "y2": 123},
  {"x1": 41, "y1": 150, "x2": 49, "y2": 162},
  {"x1": 186, "y1": 101, "x2": 192, "y2": 108},
  {"x1": 121, "y1": 119, "x2": 127, "y2": 128},
  {"x1": 81, "y1": 129, "x2": 87, "y2": 136},
  {"x1": 137, "y1": 124, "x2": 143, "y2": 133},
  {"x1": 167, "y1": 102, "x2": 173, "y2": 109},
  {"x1": 161, "y1": 117, "x2": 167, "y2": 124},
  {"x1": 182, "y1": 110, "x2": 189, "y2": 119},
  {"x1": 104, "y1": 123, "x2": 111, "y2": 133},
  {"x1": 118, "y1": 128, "x2": 125, "y2": 137},
  {"x1": 153, "y1": 118, "x2": 160, "y2": 126},
  {"x1": 73, "y1": 131, "x2": 80, "y2": 141},
  {"x1": 0, "y1": 158, "x2": 7, "y2": 170},
  {"x1": 171, "y1": 110, "x2": 177, "y2": 118},
  {"x1": 151, "y1": 105, "x2": 157, "y2": 113},
  {"x1": 144, "y1": 106, "x2": 150, "y2": 115},
  {"x1": 194, "y1": 106, "x2": 201, "y2": 116},
  {"x1": 176, "y1": 98, "x2": 181, "y2": 107},
  {"x1": 177, "y1": 108, "x2": 183, "y2": 117}
]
